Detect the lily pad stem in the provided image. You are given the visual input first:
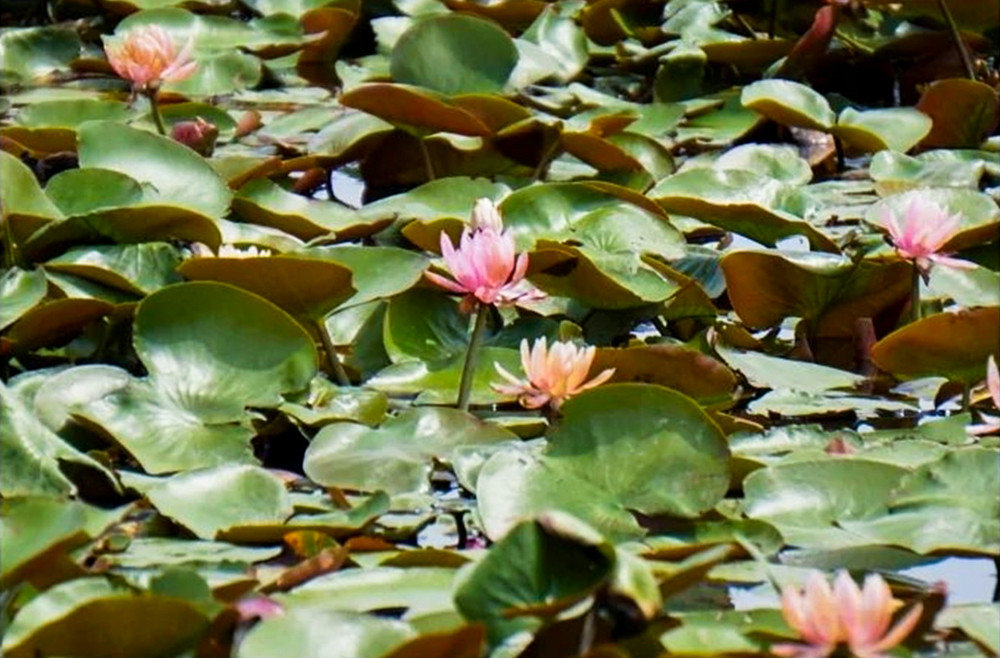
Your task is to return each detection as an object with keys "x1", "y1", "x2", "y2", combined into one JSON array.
[
  {"x1": 910, "y1": 264, "x2": 922, "y2": 322},
  {"x1": 317, "y1": 319, "x2": 351, "y2": 386},
  {"x1": 962, "y1": 382, "x2": 971, "y2": 411},
  {"x1": 146, "y1": 89, "x2": 167, "y2": 136},
  {"x1": 936, "y1": 0, "x2": 976, "y2": 80},
  {"x1": 457, "y1": 302, "x2": 490, "y2": 412},
  {"x1": 418, "y1": 139, "x2": 436, "y2": 181}
]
